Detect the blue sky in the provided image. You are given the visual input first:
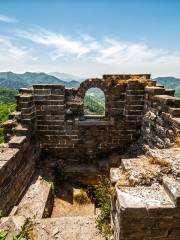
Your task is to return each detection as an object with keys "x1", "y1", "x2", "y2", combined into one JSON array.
[{"x1": 0, "y1": 0, "x2": 180, "y2": 77}]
